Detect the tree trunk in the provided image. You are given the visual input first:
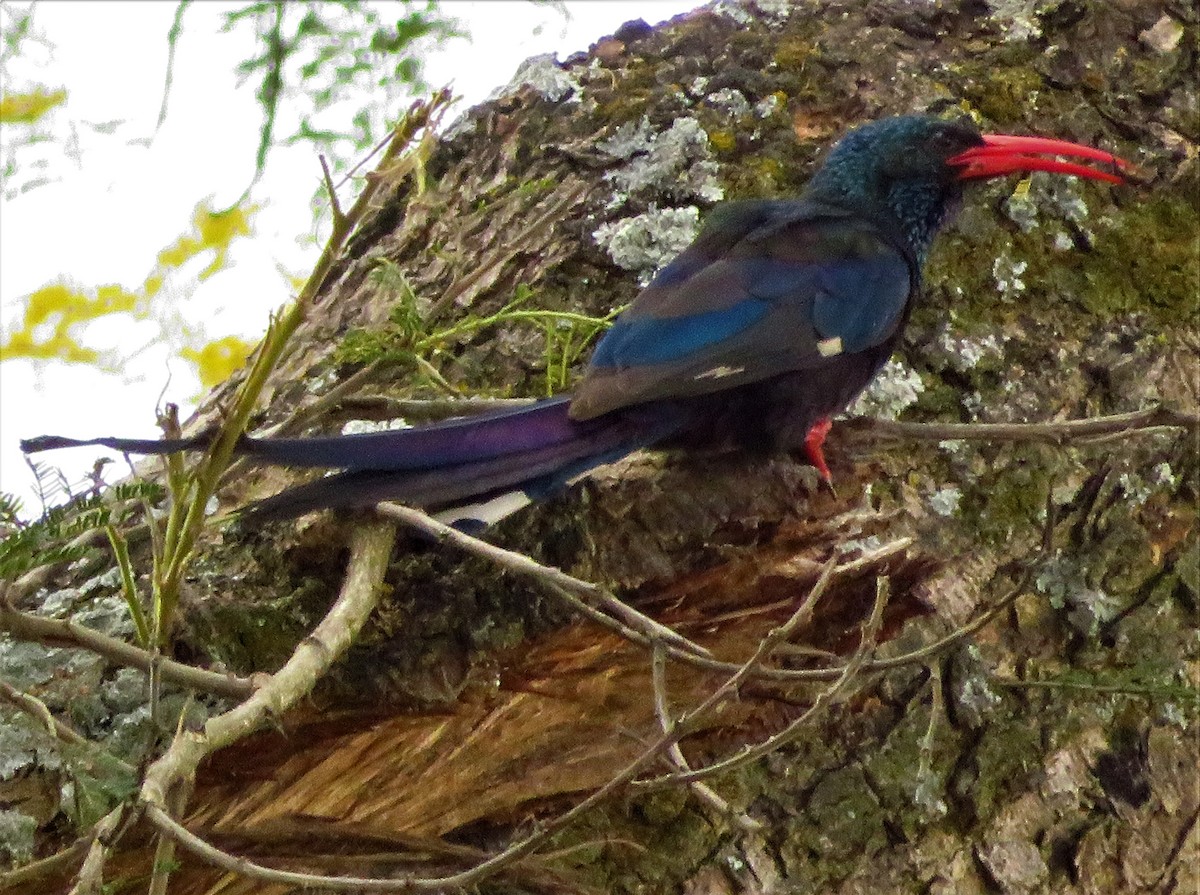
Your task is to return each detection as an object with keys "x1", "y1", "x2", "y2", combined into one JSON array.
[{"x1": 3, "y1": 1, "x2": 1196, "y2": 892}]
